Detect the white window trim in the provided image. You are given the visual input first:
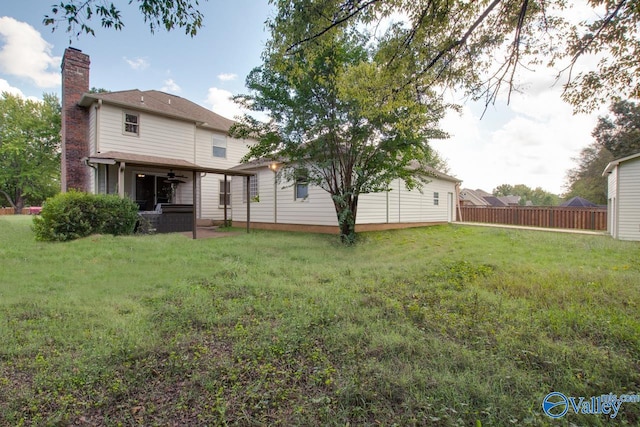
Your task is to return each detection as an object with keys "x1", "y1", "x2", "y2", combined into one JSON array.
[
  {"x1": 212, "y1": 134, "x2": 227, "y2": 159},
  {"x1": 294, "y1": 179, "x2": 309, "y2": 202},
  {"x1": 123, "y1": 111, "x2": 140, "y2": 136},
  {"x1": 434, "y1": 192, "x2": 440, "y2": 206}
]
